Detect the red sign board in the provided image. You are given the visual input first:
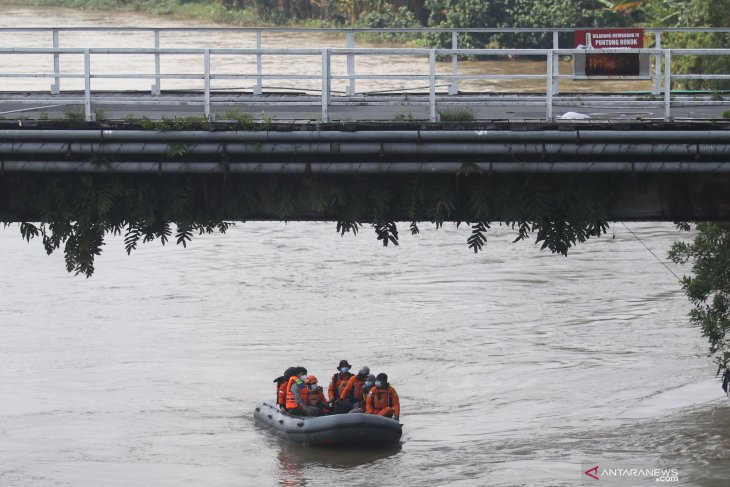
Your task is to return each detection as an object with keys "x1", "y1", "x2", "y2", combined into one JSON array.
[
  {"x1": 573, "y1": 28, "x2": 646, "y2": 77},
  {"x1": 574, "y1": 29, "x2": 644, "y2": 49}
]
